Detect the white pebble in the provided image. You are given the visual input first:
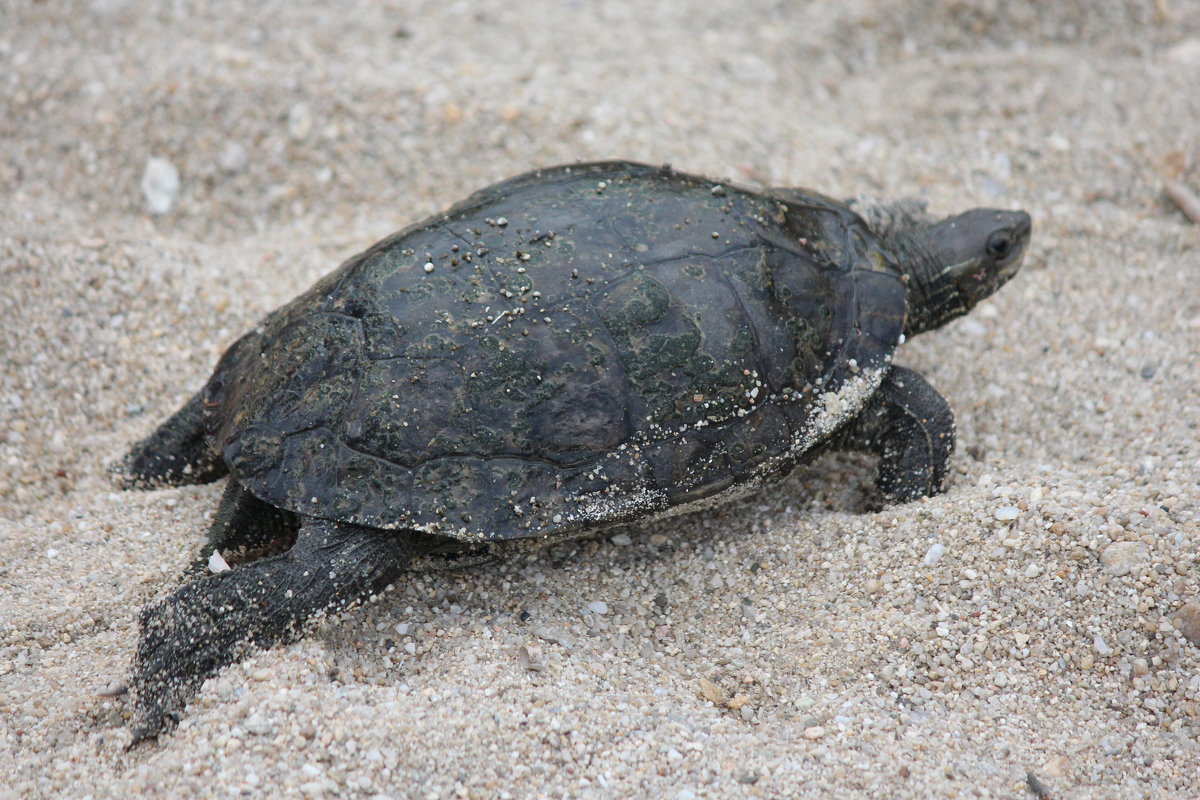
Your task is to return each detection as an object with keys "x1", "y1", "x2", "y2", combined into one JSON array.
[
  {"x1": 587, "y1": 601, "x2": 609, "y2": 615},
  {"x1": 218, "y1": 141, "x2": 247, "y2": 173},
  {"x1": 1094, "y1": 635, "x2": 1113, "y2": 656},
  {"x1": 394, "y1": 622, "x2": 411, "y2": 636},
  {"x1": 244, "y1": 713, "x2": 274, "y2": 736},
  {"x1": 960, "y1": 318, "x2": 987, "y2": 337},
  {"x1": 423, "y1": 262, "x2": 435, "y2": 273},
  {"x1": 208, "y1": 550, "x2": 231, "y2": 573},
  {"x1": 1100, "y1": 541, "x2": 1148, "y2": 577},
  {"x1": 994, "y1": 506, "x2": 1020, "y2": 521},
  {"x1": 923, "y1": 542, "x2": 945, "y2": 566},
  {"x1": 141, "y1": 157, "x2": 181, "y2": 215},
  {"x1": 288, "y1": 102, "x2": 312, "y2": 140},
  {"x1": 610, "y1": 533, "x2": 632, "y2": 546}
]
